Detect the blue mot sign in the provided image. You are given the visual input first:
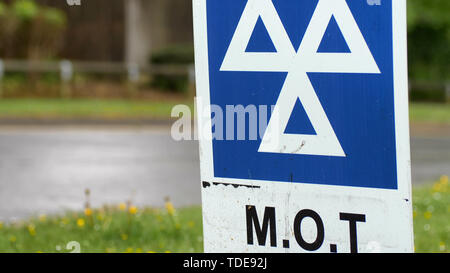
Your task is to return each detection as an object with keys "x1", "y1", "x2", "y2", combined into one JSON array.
[{"x1": 194, "y1": 0, "x2": 413, "y2": 253}]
